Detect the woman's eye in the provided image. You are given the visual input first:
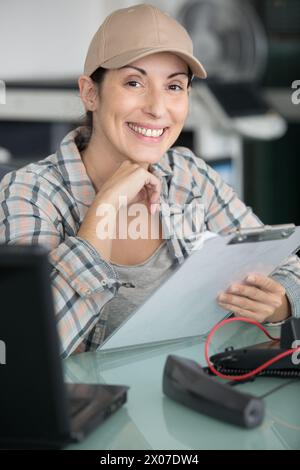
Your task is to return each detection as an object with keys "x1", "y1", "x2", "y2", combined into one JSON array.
[
  {"x1": 126, "y1": 81, "x2": 142, "y2": 88},
  {"x1": 168, "y1": 84, "x2": 184, "y2": 91}
]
